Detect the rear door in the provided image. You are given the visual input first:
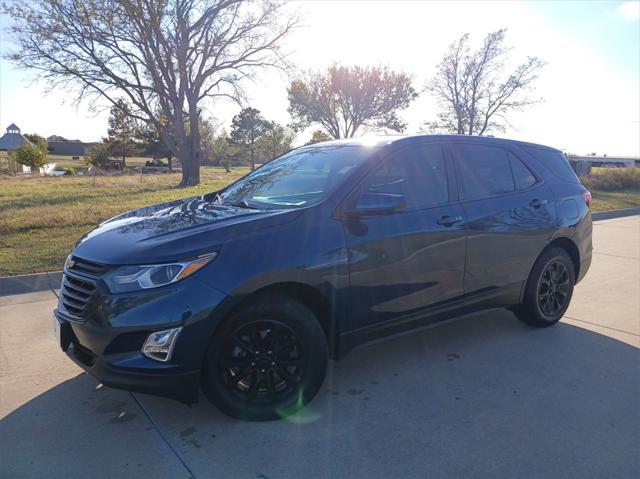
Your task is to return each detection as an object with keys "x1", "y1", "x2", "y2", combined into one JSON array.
[
  {"x1": 451, "y1": 142, "x2": 556, "y2": 298},
  {"x1": 343, "y1": 142, "x2": 467, "y2": 332}
]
